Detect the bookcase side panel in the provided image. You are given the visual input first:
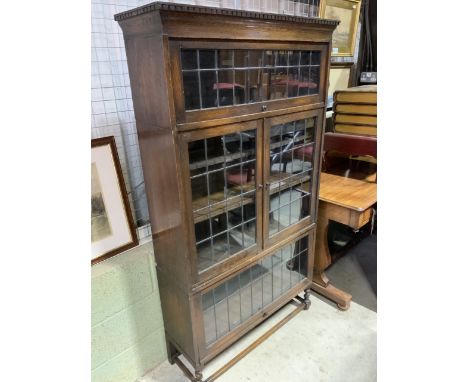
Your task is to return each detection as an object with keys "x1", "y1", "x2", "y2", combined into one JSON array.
[
  {"x1": 157, "y1": 270, "x2": 197, "y2": 365},
  {"x1": 119, "y1": 16, "x2": 192, "y2": 288}
]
